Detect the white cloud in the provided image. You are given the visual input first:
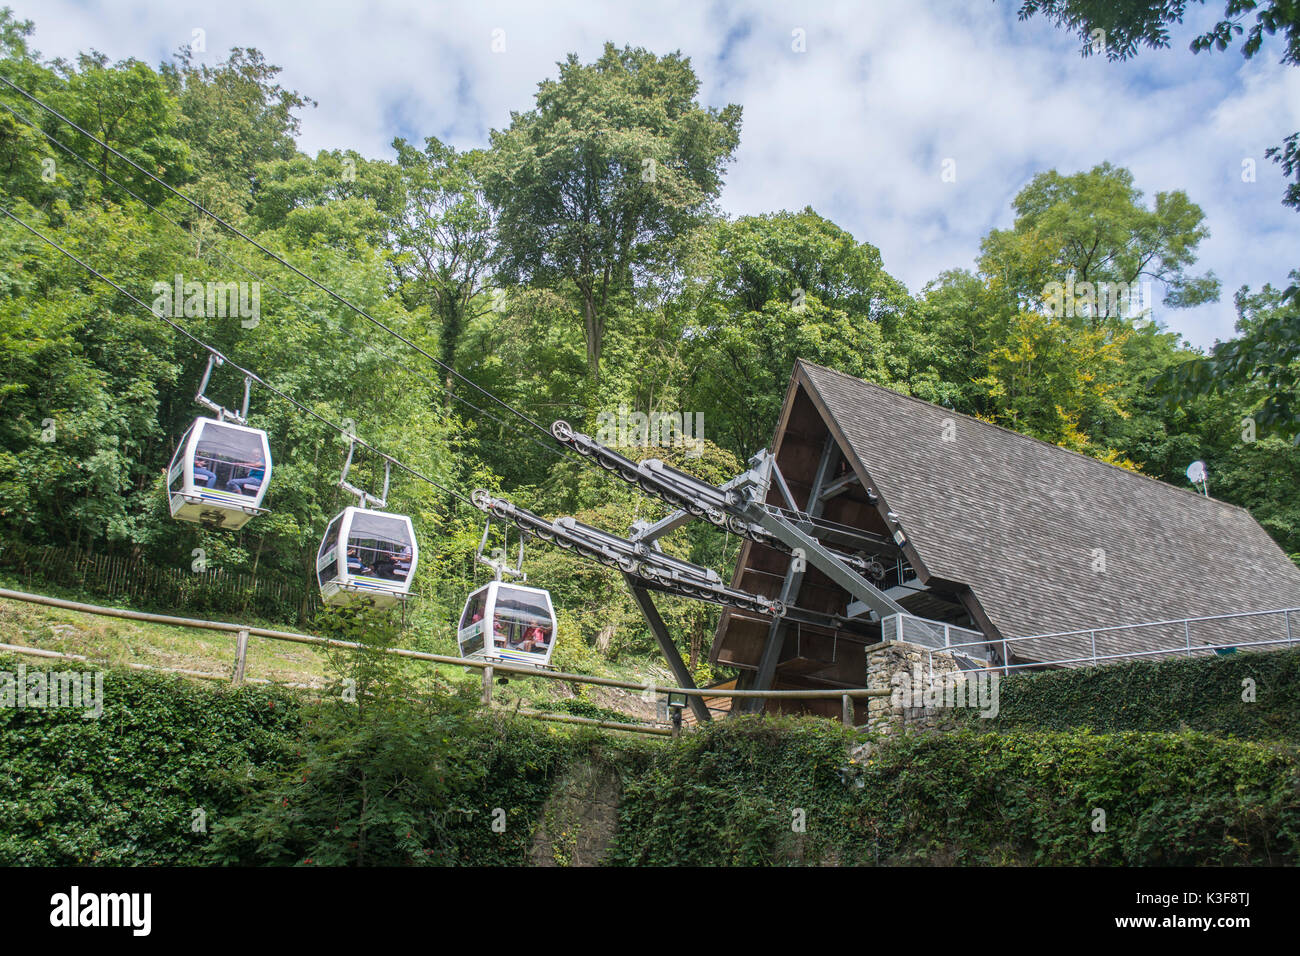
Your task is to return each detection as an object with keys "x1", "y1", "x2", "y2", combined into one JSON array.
[{"x1": 9, "y1": 0, "x2": 1297, "y2": 347}]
